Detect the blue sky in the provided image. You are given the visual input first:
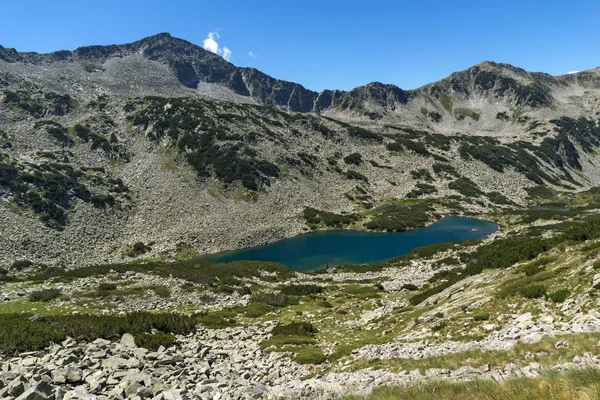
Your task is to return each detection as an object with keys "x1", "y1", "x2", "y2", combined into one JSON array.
[{"x1": 1, "y1": 0, "x2": 598, "y2": 92}]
